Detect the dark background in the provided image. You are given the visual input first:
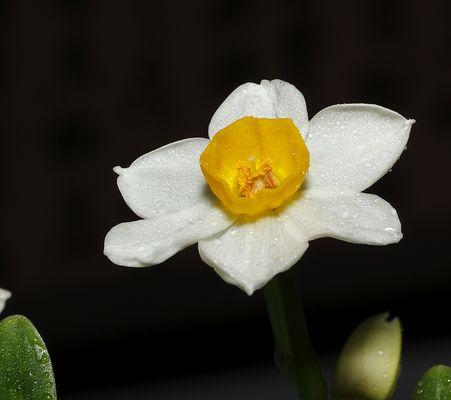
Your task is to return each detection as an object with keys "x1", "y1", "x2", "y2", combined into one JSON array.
[{"x1": 2, "y1": 0, "x2": 451, "y2": 398}]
